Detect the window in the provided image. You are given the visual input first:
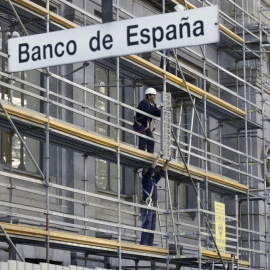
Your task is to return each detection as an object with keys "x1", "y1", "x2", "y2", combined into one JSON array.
[
  {"x1": 0, "y1": 50, "x2": 42, "y2": 173},
  {"x1": 94, "y1": 65, "x2": 124, "y2": 193},
  {"x1": 0, "y1": 129, "x2": 41, "y2": 174}
]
